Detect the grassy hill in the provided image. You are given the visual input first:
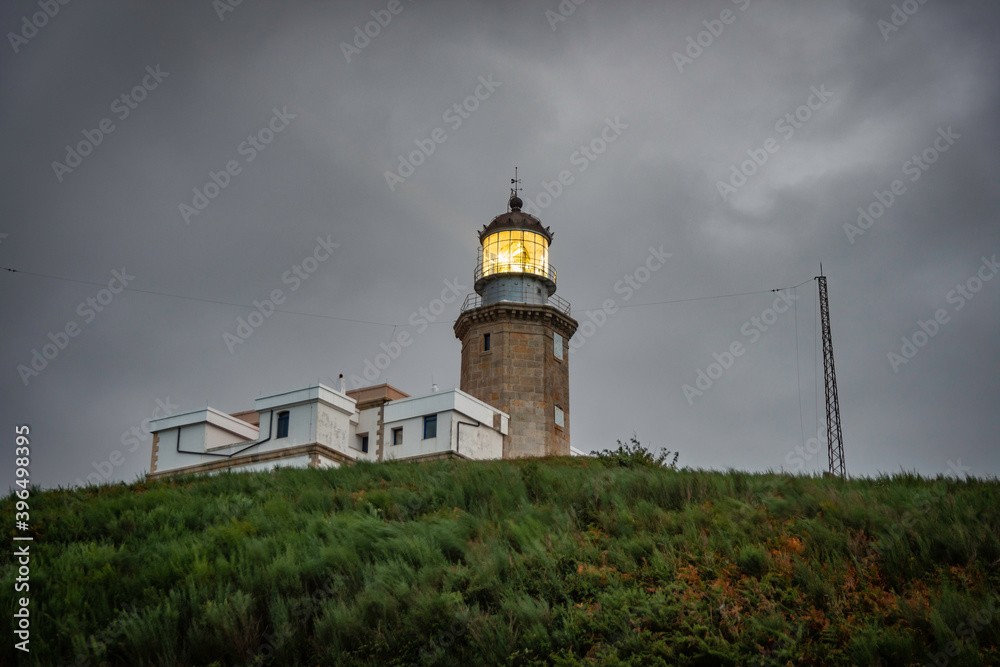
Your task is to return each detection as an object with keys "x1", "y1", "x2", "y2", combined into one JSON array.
[{"x1": 3, "y1": 455, "x2": 999, "y2": 666}]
